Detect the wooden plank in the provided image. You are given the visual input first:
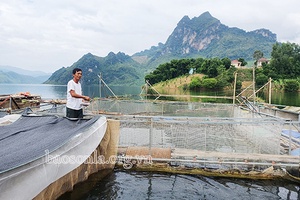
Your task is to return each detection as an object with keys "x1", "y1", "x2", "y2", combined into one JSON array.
[
  {"x1": 11, "y1": 97, "x2": 20, "y2": 109},
  {"x1": 172, "y1": 148, "x2": 299, "y2": 164},
  {"x1": 125, "y1": 146, "x2": 171, "y2": 159}
]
